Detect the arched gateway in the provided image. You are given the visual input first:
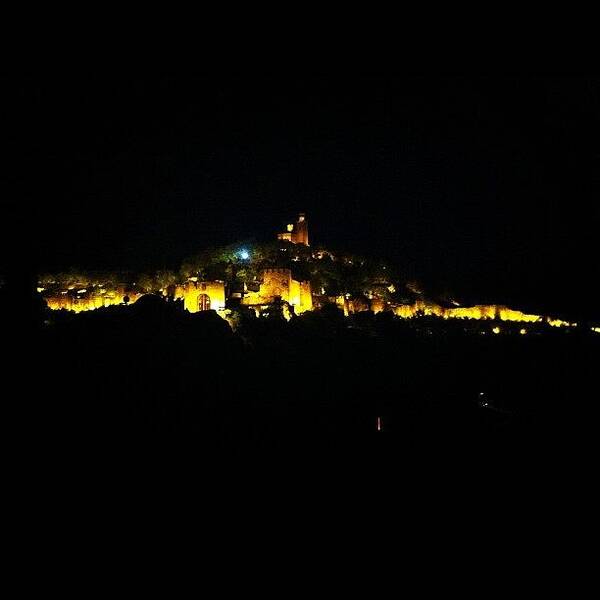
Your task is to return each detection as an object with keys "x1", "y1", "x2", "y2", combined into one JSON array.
[{"x1": 198, "y1": 293, "x2": 211, "y2": 311}]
